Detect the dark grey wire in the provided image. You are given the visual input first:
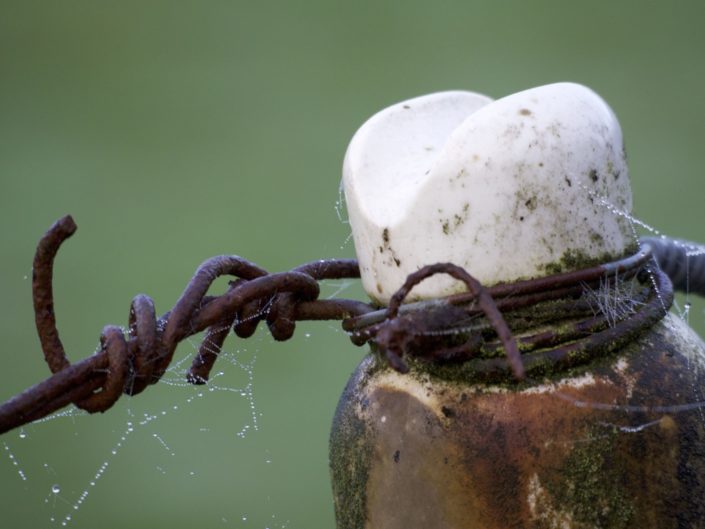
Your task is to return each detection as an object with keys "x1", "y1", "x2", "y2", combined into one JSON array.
[{"x1": 641, "y1": 236, "x2": 705, "y2": 296}]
